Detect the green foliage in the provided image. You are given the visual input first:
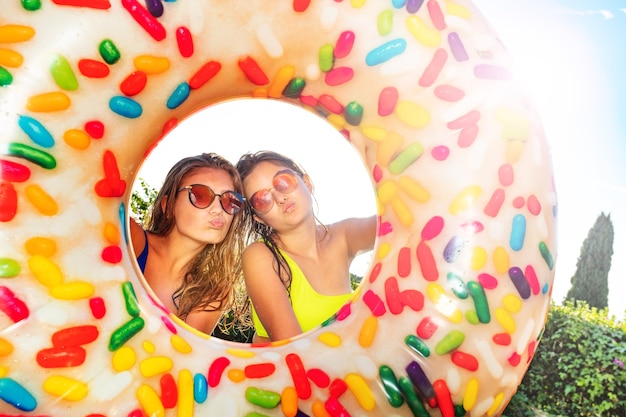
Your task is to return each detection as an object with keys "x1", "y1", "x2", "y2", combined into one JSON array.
[
  {"x1": 130, "y1": 178, "x2": 158, "y2": 224},
  {"x1": 503, "y1": 301, "x2": 626, "y2": 417},
  {"x1": 565, "y1": 212, "x2": 614, "y2": 309}
]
